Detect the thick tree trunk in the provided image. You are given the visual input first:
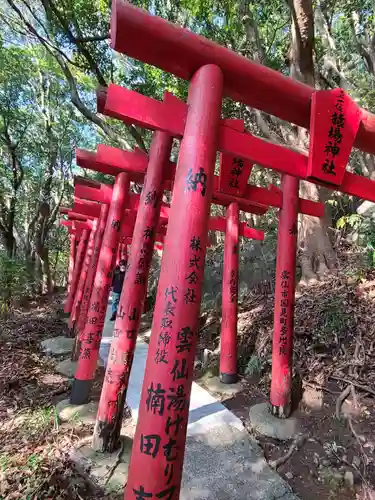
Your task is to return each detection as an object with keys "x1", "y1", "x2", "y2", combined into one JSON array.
[
  {"x1": 298, "y1": 182, "x2": 337, "y2": 283},
  {"x1": 288, "y1": 0, "x2": 337, "y2": 283}
]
